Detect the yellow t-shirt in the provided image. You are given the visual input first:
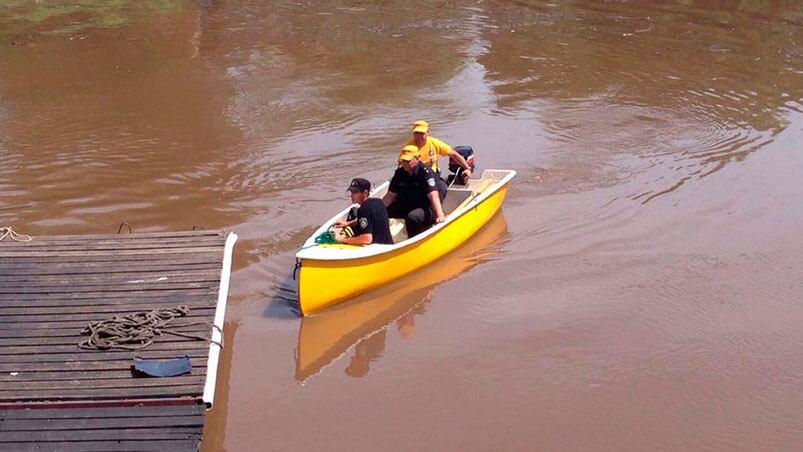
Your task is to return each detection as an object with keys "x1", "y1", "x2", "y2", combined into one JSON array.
[{"x1": 404, "y1": 136, "x2": 452, "y2": 173}]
